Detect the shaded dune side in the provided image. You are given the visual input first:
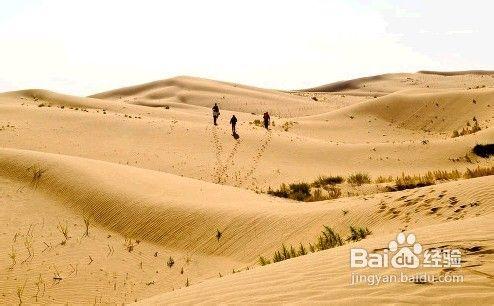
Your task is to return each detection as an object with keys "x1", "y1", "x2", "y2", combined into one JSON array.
[
  {"x1": 303, "y1": 70, "x2": 494, "y2": 93},
  {"x1": 89, "y1": 76, "x2": 282, "y2": 99},
  {"x1": 300, "y1": 88, "x2": 494, "y2": 134},
  {"x1": 2, "y1": 89, "x2": 117, "y2": 110},
  {"x1": 0, "y1": 148, "x2": 338, "y2": 262},
  {"x1": 139, "y1": 214, "x2": 494, "y2": 305},
  {"x1": 1, "y1": 148, "x2": 493, "y2": 263},
  {"x1": 0, "y1": 88, "x2": 208, "y2": 116},
  {"x1": 88, "y1": 76, "x2": 332, "y2": 117},
  {"x1": 301, "y1": 74, "x2": 388, "y2": 92}
]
